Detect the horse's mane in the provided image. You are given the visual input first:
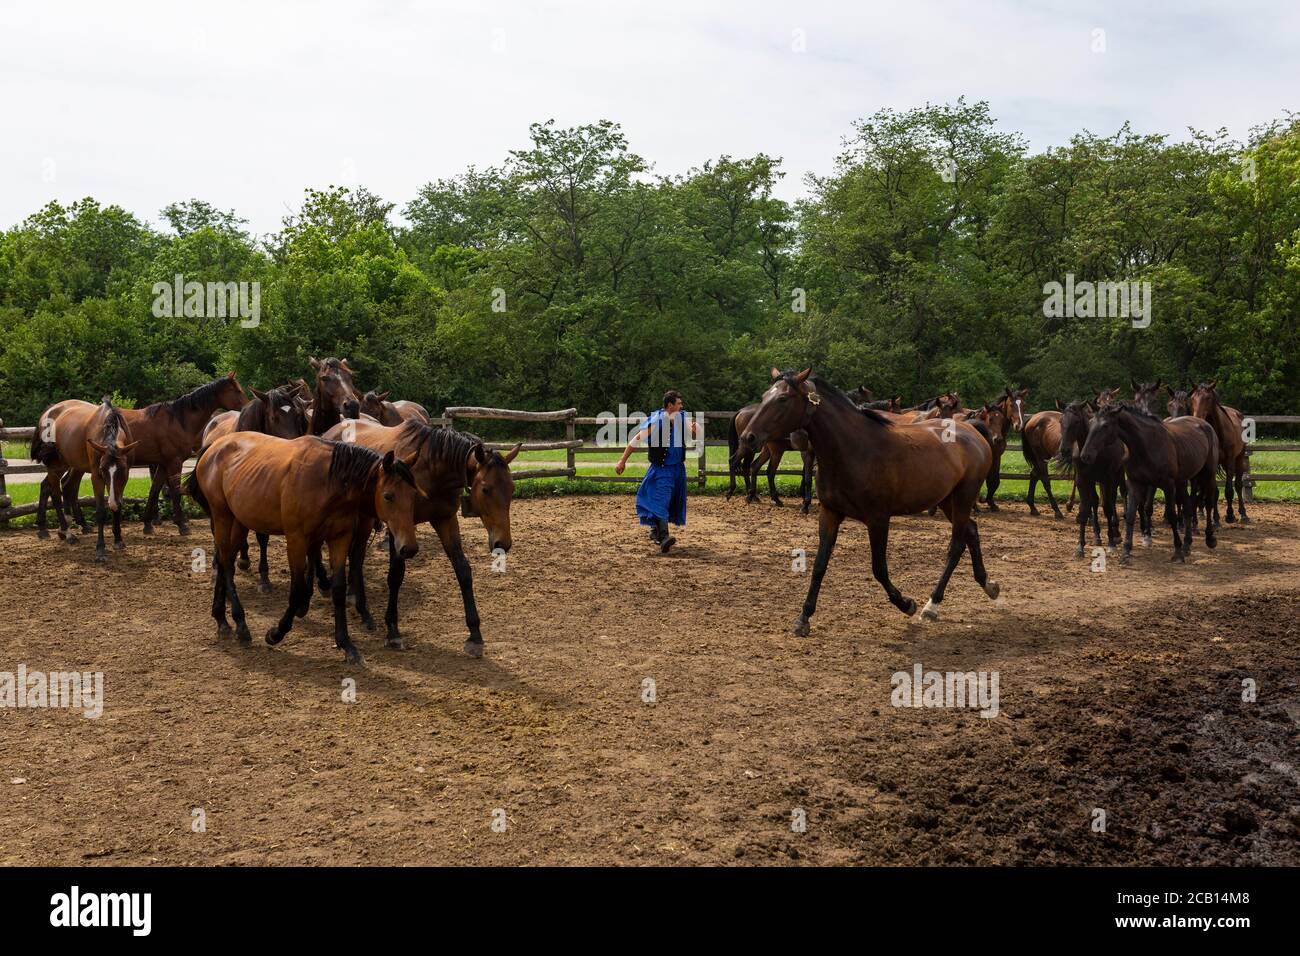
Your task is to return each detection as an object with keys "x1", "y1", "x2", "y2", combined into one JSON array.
[
  {"x1": 1116, "y1": 399, "x2": 1162, "y2": 422},
  {"x1": 144, "y1": 377, "x2": 230, "y2": 418},
  {"x1": 326, "y1": 441, "x2": 415, "y2": 491},
  {"x1": 397, "y1": 419, "x2": 487, "y2": 474},
  {"x1": 234, "y1": 396, "x2": 266, "y2": 432},
  {"x1": 806, "y1": 375, "x2": 892, "y2": 426},
  {"x1": 99, "y1": 399, "x2": 128, "y2": 446}
]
